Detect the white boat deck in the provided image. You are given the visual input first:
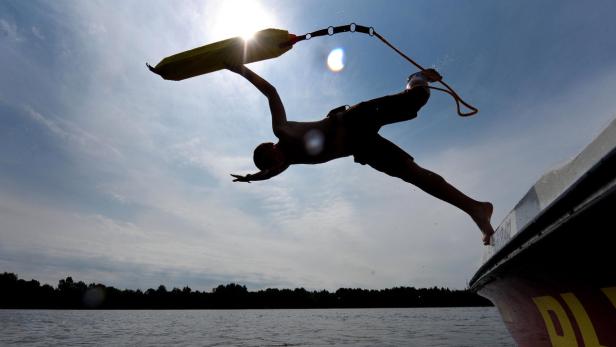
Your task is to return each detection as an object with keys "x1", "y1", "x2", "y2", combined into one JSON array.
[{"x1": 482, "y1": 118, "x2": 616, "y2": 263}]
